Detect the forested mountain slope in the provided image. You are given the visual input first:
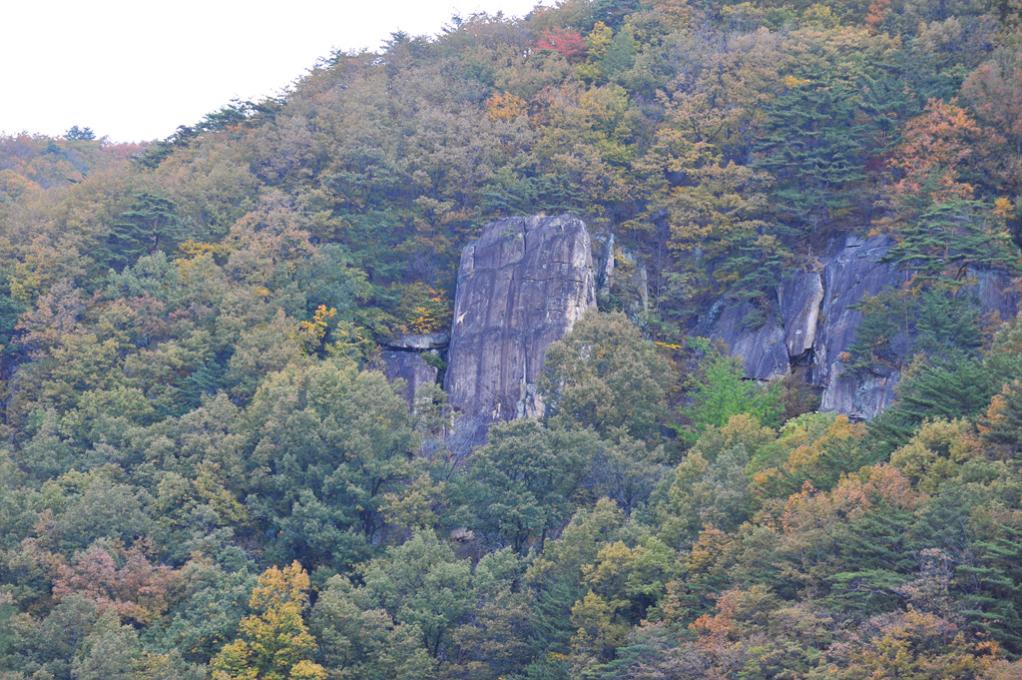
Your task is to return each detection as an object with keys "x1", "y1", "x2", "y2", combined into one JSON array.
[{"x1": 2, "y1": 1, "x2": 1022, "y2": 678}]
